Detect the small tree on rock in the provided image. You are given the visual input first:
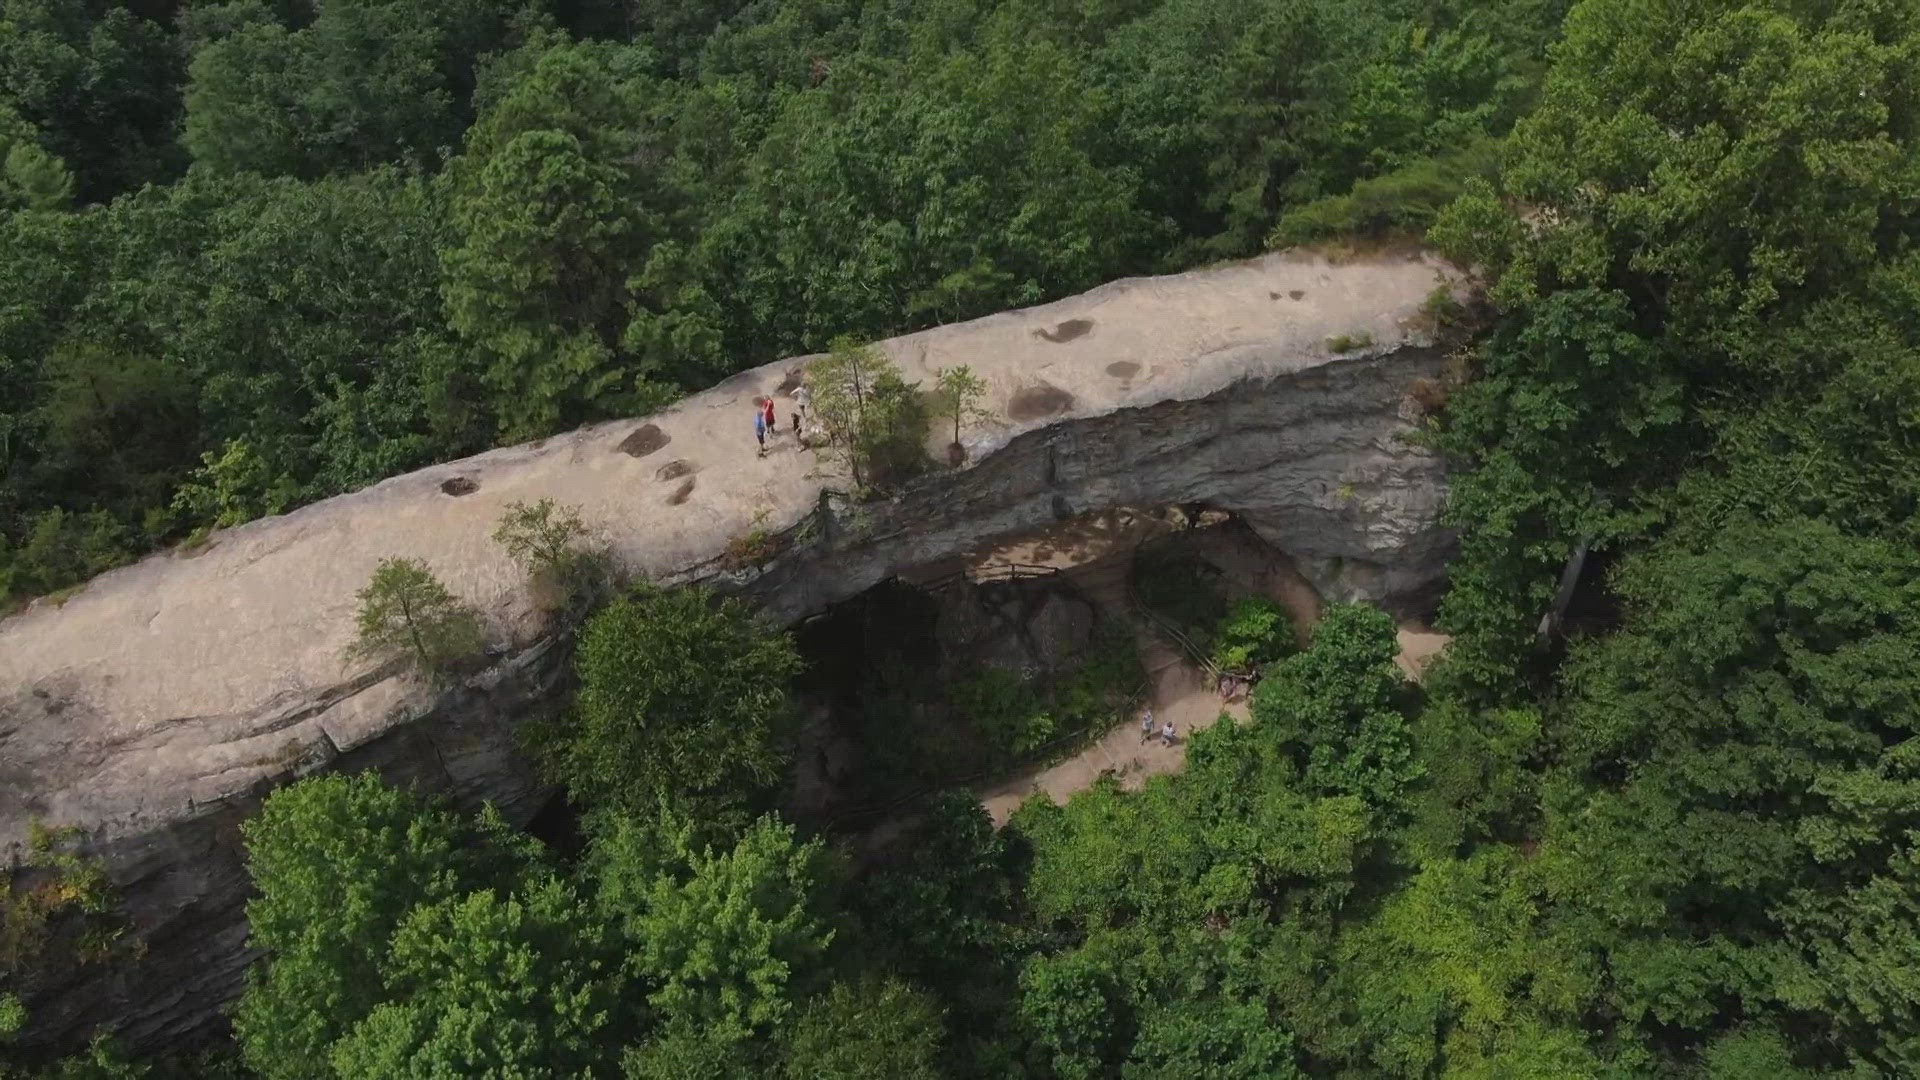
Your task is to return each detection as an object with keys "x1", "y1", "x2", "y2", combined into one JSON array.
[
  {"x1": 492, "y1": 499, "x2": 601, "y2": 610},
  {"x1": 809, "y1": 337, "x2": 929, "y2": 491},
  {"x1": 933, "y1": 364, "x2": 990, "y2": 464},
  {"x1": 351, "y1": 558, "x2": 484, "y2": 676}
]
